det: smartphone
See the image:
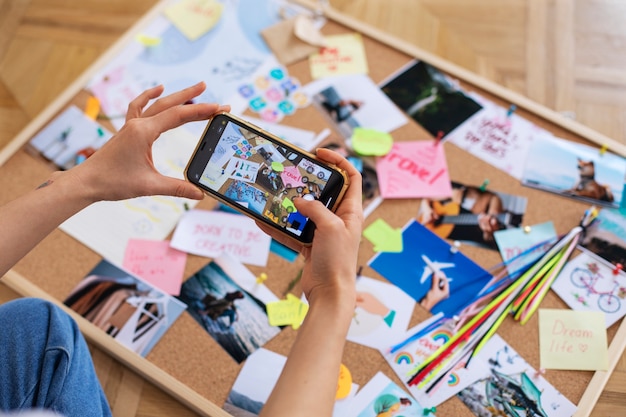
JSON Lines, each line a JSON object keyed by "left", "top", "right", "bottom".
{"left": 185, "top": 112, "right": 350, "bottom": 245}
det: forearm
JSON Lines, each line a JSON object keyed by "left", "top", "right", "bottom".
{"left": 0, "top": 171, "right": 92, "bottom": 277}
{"left": 260, "top": 294, "right": 354, "bottom": 417}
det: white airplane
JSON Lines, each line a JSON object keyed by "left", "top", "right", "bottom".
{"left": 419, "top": 254, "right": 455, "bottom": 284}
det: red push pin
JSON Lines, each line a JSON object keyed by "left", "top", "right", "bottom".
{"left": 613, "top": 263, "right": 623, "bottom": 276}
{"left": 435, "top": 130, "right": 444, "bottom": 145}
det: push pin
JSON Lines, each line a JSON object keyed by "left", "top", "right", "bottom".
{"left": 256, "top": 272, "right": 268, "bottom": 284}
{"left": 534, "top": 368, "right": 546, "bottom": 378}
{"left": 435, "top": 130, "right": 444, "bottom": 145}
{"left": 507, "top": 104, "right": 517, "bottom": 118}
{"left": 523, "top": 225, "right": 532, "bottom": 234}
{"left": 479, "top": 179, "right": 489, "bottom": 192}
{"left": 423, "top": 406, "right": 436, "bottom": 415}
{"left": 613, "top": 263, "right": 623, "bottom": 276}
{"left": 183, "top": 202, "right": 190, "bottom": 211}
{"left": 600, "top": 144, "right": 609, "bottom": 156}
{"left": 450, "top": 240, "right": 461, "bottom": 254}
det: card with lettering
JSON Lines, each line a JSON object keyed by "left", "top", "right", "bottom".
{"left": 551, "top": 252, "right": 626, "bottom": 327}
{"left": 445, "top": 93, "right": 550, "bottom": 180}
{"left": 579, "top": 207, "right": 626, "bottom": 267}
{"left": 369, "top": 220, "right": 493, "bottom": 317}
{"left": 376, "top": 140, "right": 453, "bottom": 199}
{"left": 304, "top": 73, "right": 407, "bottom": 138}
{"left": 521, "top": 134, "right": 626, "bottom": 208}
{"left": 381, "top": 316, "right": 485, "bottom": 408}
{"left": 417, "top": 180, "right": 528, "bottom": 250}
{"left": 309, "top": 33, "right": 369, "bottom": 79}
{"left": 170, "top": 209, "right": 271, "bottom": 267}
{"left": 539, "top": 309, "right": 609, "bottom": 371}
{"left": 380, "top": 60, "right": 482, "bottom": 137}
{"left": 122, "top": 239, "right": 187, "bottom": 296}
{"left": 494, "top": 221, "right": 558, "bottom": 274}
{"left": 177, "top": 255, "right": 281, "bottom": 363}
{"left": 64, "top": 260, "right": 187, "bottom": 357}
{"left": 458, "top": 334, "right": 577, "bottom": 417}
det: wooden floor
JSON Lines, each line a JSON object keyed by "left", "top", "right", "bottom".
{"left": 1, "top": 0, "right": 626, "bottom": 415}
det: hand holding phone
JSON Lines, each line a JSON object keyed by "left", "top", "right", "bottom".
{"left": 185, "top": 113, "right": 350, "bottom": 245}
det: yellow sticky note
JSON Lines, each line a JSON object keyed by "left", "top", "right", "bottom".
{"left": 351, "top": 127, "right": 393, "bottom": 156}
{"left": 539, "top": 309, "right": 608, "bottom": 371}
{"left": 84, "top": 96, "right": 100, "bottom": 120}
{"left": 164, "top": 0, "right": 224, "bottom": 41}
{"left": 309, "top": 33, "right": 368, "bottom": 79}
{"left": 267, "top": 295, "right": 308, "bottom": 329}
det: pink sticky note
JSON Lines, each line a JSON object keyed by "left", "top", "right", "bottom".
{"left": 122, "top": 239, "right": 187, "bottom": 296}
{"left": 376, "top": 140, "right": 452, "bottom": 199}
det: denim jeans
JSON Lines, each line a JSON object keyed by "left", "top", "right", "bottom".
{"left": 0, "top": 298, "right": 112, "bottom": 417}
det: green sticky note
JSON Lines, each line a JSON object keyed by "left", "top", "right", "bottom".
{"left": 362, "top": 218, "right": 403, "bottom": 253}
{"left": 539, "top": 309, "right": 609, "bottom": 371}
{"left": 351, "top": 127, "right": 394, "bottom": 156}
{"left": 271, "top": 161, "right": 284, "bottom": 172}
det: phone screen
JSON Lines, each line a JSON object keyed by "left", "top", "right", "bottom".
{"left": 186, "top": 114, "right": 347, "bottom": 243}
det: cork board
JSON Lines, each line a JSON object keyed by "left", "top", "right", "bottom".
{"left": 1, "top": 1, "right": 624, "bottom": 416}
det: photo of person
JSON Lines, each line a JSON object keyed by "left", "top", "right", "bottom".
{"left": 380, "top": 60, "right": 483, "bottom": 137}
{"left": 303, "top": 73, "right": 407, "bottom": 138}
{"left": 369, "top": 220, "right": 493, "bottom": 317}
{"left": 63, "top": 260, "right": 187, "bottom": 357}
{"left": 177, "top": 259, "right": 281, "bottom": 363}
{"left": 350, "top": 372, "right": 425, "bottom": 417}
{"left": 417, "top": 181, "right": 527, "bottom": 250}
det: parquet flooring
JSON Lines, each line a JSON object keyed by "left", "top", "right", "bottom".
{"left": 1, "top": 0, "right": 626, "bottom": 416}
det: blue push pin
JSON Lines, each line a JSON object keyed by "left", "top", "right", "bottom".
{"left": 507, "top": 104, "right": 517, "bottom": 118}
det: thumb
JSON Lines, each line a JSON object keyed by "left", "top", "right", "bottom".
{"left": 153, "top": 177, "right": 205, "bottom": 200}
{"left": 293, "top": 197, "right": 332, "bottom": 226}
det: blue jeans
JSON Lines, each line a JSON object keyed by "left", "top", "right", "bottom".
{"left": 0, "top": 298, "right": 112, "bottom": 417}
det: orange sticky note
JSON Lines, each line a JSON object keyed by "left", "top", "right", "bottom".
{"left": 84, "top": 96, "right": 100, "bottom": 120}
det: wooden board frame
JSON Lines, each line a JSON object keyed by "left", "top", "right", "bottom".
{"left": 1, "top": 1, "right": 625, "bottom": 416}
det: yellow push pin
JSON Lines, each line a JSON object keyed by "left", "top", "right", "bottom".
{"left": 523, "top": 225, "right": 532, "bottom": 234}
{"left": 600, "top": 144, "right": 609, "bottom": 156}
{"left": 256, "top": 273, "right": 268, "bottom": 284}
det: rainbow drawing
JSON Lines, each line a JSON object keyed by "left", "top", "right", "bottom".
{"left": 431, "top": 329, "right": 453, "bottom": 345}
{"left": 447, "top": 372, "right": 460, "bottom": 386}
{"left": 394, "top": 352, "right": 414, "bottom": 365}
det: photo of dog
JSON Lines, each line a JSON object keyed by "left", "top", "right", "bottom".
{"left": 566, "top": 159, "right": 614, "bottom": 202}
{"left": 521, "top": 135, "right": 626, "bottom": 208}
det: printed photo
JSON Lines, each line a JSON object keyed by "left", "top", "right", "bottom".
{"left": 579, "top": 207, "right": 626, "bottom": 267}
{"left": 224, "top": 348, "right": 358, "bottom": 417}
{"left": 521, "top": 135, "right": 626, "bottom": 208}
{"left": 303, "top": 73, "right": 407, "bottom": 138}
{"left": 552, "top": 252, "right": 626, "bottom": 327}
{"left": 369, "top": 220, "right": 493, "bottom": 317}
{"left": 177, "top": 259, "right": 281, "bottom": 363}
{"left": 350, "top": 372, "right": 425, "bottom": 417}
{"left": 348, "top": 275, "right": 416, "bottom": 350}
{"left": 63, "top": 260, "right": 186, "bottom": 357}
{"left": 458, "top": 334, "right": 577, "bottom": 417}
{"left": 380, "top": 60, "right": 482, "bottom": 137}
{"left": 417, "top": 181, "right": 528, "bottom": 250}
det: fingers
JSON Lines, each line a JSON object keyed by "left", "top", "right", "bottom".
{"left": 148, "top": 103, "right": 229, "bottom": 136}
{"left": 142, "top": 81, "right": 208, "bottom": 118}
{"left": 126, "top": 85, "right": 165, "bottom": 122}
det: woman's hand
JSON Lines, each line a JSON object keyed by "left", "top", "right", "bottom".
{"left": 71, "top": 82, "right": 228, "bottom": 203}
